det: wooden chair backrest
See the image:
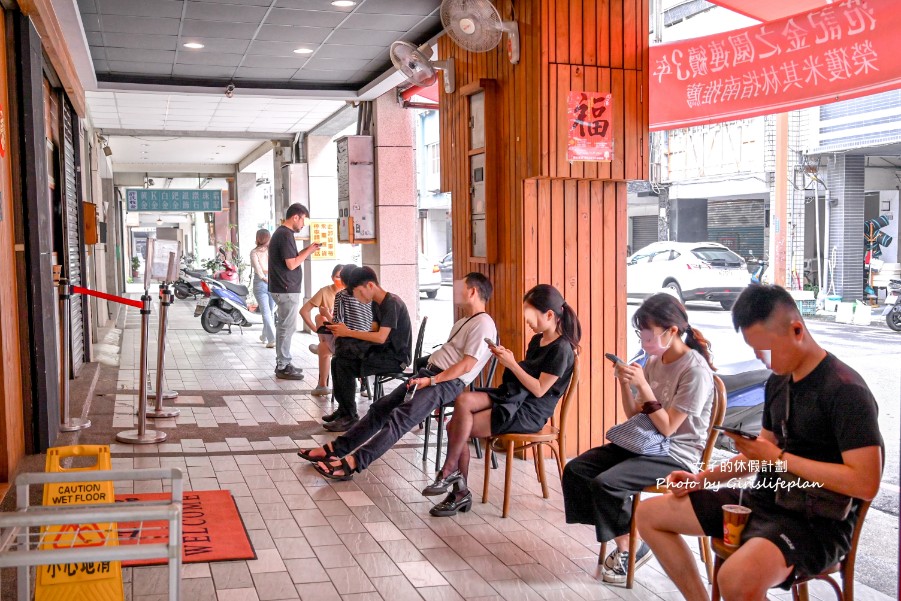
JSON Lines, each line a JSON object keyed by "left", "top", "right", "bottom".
{"left": 700, "top": 375, "right": 728, "bottom": 471}
{"left": 551, "top": 355, "right": 581, "bottom": 451}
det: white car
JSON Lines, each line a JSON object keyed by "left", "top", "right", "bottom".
{"left": 419, "top": 254, "right": 442, "bottom": 299}
{"left": 627, "top": 242, "right": 749, "bottom": 310}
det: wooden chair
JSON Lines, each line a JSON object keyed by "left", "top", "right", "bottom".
{"left": 598, "top": 374, "right": 727, "bottom": 589}
{"left": 422, "top": 338, "right": 500, "bottom": 471}
{"left": 481, "top": 356, "right": 581, "bottom": 518}
{"left": 372, "top": 317, "right": 427, "bottom": 399}
{"left": 711, "top": 500, "right": 871, "bottom": 601}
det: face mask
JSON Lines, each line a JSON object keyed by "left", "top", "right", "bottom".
{"left": 640, "top": 329, "right": 673, "bottom": 357}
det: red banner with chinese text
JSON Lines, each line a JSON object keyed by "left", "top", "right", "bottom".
{"left": 650, "top": 0, "right": 901, "bottom": 130}
{"left": 567, "top": 91, "right": 614, "bottom": 161}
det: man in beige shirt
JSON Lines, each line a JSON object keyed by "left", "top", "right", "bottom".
{"left": 300, "top": 264, "right": 344, "bottom": 395}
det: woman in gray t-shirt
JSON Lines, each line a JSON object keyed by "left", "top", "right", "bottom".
{"left": 562, "top": 293, "right": 714, "bottom": 585}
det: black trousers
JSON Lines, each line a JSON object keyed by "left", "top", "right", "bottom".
{"left": 562, "top": 443, "right": 686, "bottom": 543}
{"left": 331, "top": 338, "right": 405, "bottom": 418}
{"left": 332, "top": 368, "right": 463, "bottom": 471}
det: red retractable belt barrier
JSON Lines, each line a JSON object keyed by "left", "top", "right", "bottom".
{"left": 71, "top": 285, "right": 143, "bottom": 309}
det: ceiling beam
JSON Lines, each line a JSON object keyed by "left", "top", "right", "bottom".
{"left": 98, "top": 129, "right": 293, "bottom": 141}
{"left": 113, "top": 165, "right": 236, "bottom": 180}
{"left": 308, "top": 105, "right": 358, "bottom": 137}
{"left": 238, "top": 141, "right": 277, "bottom": 173}
{"left": 96, "top": 80, "right": 358, "bottom": 101}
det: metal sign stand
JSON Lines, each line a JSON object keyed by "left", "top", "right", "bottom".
{"left": 147, "top": 282, "right": 180, "bottom": 418}
{"left": 116, "top": 291, "right": 167, "bottom": 444}
{"left": 57, "top": 277, "right": 91, "bottom": 432}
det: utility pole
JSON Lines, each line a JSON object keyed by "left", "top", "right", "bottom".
{"left": 771, "top": 112, "right": 789, "bottom": 287}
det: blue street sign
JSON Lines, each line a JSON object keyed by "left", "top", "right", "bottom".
{"left": 125, "top": 189, "right": 222, "bottom": 212}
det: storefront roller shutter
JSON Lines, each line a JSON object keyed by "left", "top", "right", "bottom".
{"left": 707, "top": 199, "right": 765, "bottom": 259}
{"left": 62, "top": 102, "right": 84, "bottom": 375}
{"left": 631, "top": 215, "right": 659, "bottom": 252}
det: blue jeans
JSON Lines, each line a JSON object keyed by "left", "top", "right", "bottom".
{"left": 253, "top": 278, "right": 276, "bottom": 344}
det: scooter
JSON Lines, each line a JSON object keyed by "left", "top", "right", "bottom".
{"left": 173, "top": 268, "right": 208, "bottom": 300}
{"left": 883, "top": 279, "right": 901, "bottom": 332}
{"left": 194, "top": 280, "right": 261, "bottom": 333}
{"left": 213, "top": 247, "right": 239, "bottom": 284}
{"left": 714, "top": 359, "right": 771, "bottom": 452}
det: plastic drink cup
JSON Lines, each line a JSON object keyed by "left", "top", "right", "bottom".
{"left": 722, "top": 505, "right": 752, "bottom": 547}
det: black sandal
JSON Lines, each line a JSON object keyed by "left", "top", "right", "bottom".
{"left": 297, "top": 442, "right": 337, "bottom": 463}
{"left": 312, "top": 456, "right": 355, "bottom": 481}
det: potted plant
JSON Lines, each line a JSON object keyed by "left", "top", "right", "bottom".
{"left": 131, "top": 256, "right": 141, "bottom": 278}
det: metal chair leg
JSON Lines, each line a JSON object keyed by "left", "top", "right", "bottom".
{"left": 435, "top": 406, "right": 446, "bottom": 472}
{"left": 422, "top": 413, "right": 432, "bottom": 463}
{"left": 473, "top": 437, "right": 483, "bottom": 459}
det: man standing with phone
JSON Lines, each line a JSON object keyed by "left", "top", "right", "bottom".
{"left": 268, "top": 203, "right": 320, "bottom": 380}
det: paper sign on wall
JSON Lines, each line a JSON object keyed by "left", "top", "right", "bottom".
{"left": 567, "top": 92, "right": 614, "bottom": 162}
{"left": 309, "top": 219, "right": 337, "bottom": 261}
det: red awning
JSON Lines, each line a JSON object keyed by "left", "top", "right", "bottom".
{"left": 401, "top": 81, "right": 439, "bottom": 104}
{"left": 708, "top": 0, "right": 831, "bottom": 22}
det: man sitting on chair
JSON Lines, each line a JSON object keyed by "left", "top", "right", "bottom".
{"left": 322, "top": 266, "right": 413, "bottom": 432}
{"left": 636, "top": 285, "right": 883, "bottom": 600}
{"left": 298, "top": 272, "right": 497, "bottom": 481}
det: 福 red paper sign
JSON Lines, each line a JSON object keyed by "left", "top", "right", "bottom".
{"left": 567, "top": 91, "right": 614, "bottom": 162}
{"left": 650, "top": 0, "right": 901, "bottom": 130}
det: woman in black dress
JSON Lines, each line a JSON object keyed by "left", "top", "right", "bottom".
{"left": 422, "top": 284, "right": 581, "bottom": 516}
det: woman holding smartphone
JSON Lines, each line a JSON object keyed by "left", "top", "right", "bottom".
{"left": 422, "top": 284, "right": 581, "bottom": 517}
{"left": 561, "top": 292, "right": 715, "bottom": 584}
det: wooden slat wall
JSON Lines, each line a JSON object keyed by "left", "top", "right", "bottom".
{"left": 440, "top": 0, "right": 647, "bottom": 457}
{"left": 0, "top": 8, "right": 26, "bottom": 491}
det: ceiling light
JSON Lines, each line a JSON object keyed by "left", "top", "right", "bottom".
{"left": 293, "top": 48, "right": 314, "bottom": 54}
{"left": 331, "top": 0, "right": 356, "bottom": 6}
{"left": 183, "top": 42, "right": 204, "bottom": 49}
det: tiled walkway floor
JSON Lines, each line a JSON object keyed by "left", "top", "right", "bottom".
{"left": 67, "top": 302, "right": 889, "bottom": 601}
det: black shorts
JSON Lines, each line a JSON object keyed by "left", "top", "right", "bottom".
{"left": 688, "top": 488, "right": 855, "bottom": 589}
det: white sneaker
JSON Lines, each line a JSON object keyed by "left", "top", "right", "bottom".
{"left": 602, "top": 543, "right": 653, "bottom": 584}
{"left": 309, "top": 344, "right": 319, "bottom": 354}
{"left": 311, "top": 385, "right": 331, "bottom": 396}
{"left": 266, "top": 342, "right": 276, "bottom": 349}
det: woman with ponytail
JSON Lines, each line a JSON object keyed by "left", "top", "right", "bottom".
{"left": 562, "top": 292, "right": 715, "bottom": 584}
{"left": 422, "top": 284, "right": 581, "bottom": 517}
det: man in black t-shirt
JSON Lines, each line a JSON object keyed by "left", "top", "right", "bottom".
{"left": 636, "top": 285, "right": 883, "bottom": 599}
{"left": 323, "top": 266, "right": 412, "bottom": 432}
{"left": 268, "top": 203, "right": 320, "bottom": 380}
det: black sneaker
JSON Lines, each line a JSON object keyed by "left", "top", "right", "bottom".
{"left": 276, "top": 365, "right": 304, "bottom": 380}
{"left": 322, "top": 409, "right": 344, "bottom": 423}
{"left": 323, "top": 414, "right": 358, "bottom": 432}
{"left": 602, "top": 542, "right": 653, "bottom": 584}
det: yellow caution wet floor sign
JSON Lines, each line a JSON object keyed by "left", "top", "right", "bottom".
{"left": 36, "top": 445, "right": 124, "bottom": 601}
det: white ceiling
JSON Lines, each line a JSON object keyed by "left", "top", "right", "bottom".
{"left": 87, "top": 90, "right": 346, "bottom": 134}
{"left": 107, "top": 136, "right": 263, "bottom": 165}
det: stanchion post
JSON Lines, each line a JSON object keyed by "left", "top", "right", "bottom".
{"left": 57, "top": 276, "right": 91, "bottom": 432}
{"left": 116, "top": 291, "right": 167, "bottom": 444}
{"left": 147, "top": 282, "right": 179, "bottom": 418}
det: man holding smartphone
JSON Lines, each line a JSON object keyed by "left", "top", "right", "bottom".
{"left": 297, "top": 272, "right": 498, "bottom": 481}
{"left": 268, "top": 203, "right": 321, "bottom": 380}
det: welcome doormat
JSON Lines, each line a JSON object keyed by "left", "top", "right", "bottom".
{"left": 114, "top": 490, "right": 256, "bottom": 566}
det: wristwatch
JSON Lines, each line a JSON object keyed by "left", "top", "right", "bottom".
{"left": 429, "top": 376, "right": 437, "bottom": 387}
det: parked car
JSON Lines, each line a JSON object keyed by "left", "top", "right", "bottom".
{"left": 626, "top": 242, "right": 748, "bottom": 310}
{"left": 419, "top": 254, "right": 442, "bottom": 299}
{"left": 438, "top": 252, "right": 453, "bottom": 285}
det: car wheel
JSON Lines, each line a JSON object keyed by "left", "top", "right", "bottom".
{"left": 720, "top": 300, "right": 735, "bottom": 311}
{"left": 887, "top": 305, "right": 901, "bottom": 332}
{"left": 425, "top": 290, "right": 438, "bottom": 299}
{"left": 663, "top": 280, "right": 684, "bottom": 303}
